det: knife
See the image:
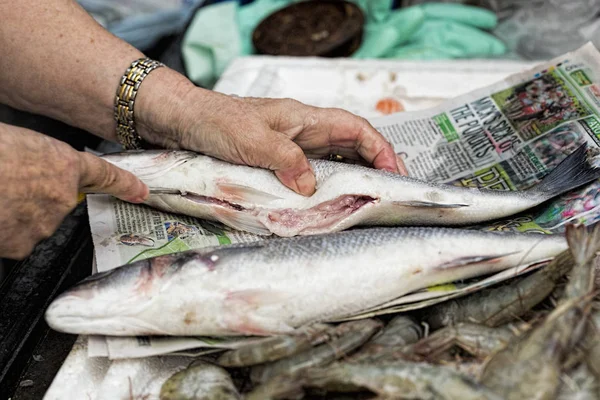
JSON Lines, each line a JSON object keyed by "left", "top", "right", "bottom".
{"left": 83, "top": 188, "right": 183, "bottom": 196}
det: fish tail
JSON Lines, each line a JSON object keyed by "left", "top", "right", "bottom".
{"left": 530, "top": 143, "right": 600, "bottom": 200}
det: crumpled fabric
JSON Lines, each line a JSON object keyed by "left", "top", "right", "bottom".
{"left": 362, "top": 4, "right": 503, "bottom": 60}
{"left": 492, "top": 0, "right": 600, "bottom": 60}
{"left": 181, "top": 0, "right": 506, "bottom": 87}
{"left": 78, "top": 0, "right": 205, "bottom": 51}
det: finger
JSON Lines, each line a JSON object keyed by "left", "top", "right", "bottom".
{"left": 250, "top": 130, "right": 316, "bottom": 196}
{"left": 308, "top": 118, "right": 400, "bottom": 174}
{"left": 78, "top": 152, "right": 149, "bottom": 202}
{"left": 396, "top": 155, "right": 409, "bottom": 176}
{"left": 269, "top": 102, "right": 400, "bottom": 173}
{"left": 337, "top": 115, "right": 399, "bottom": 174}
{"left": 0, "top": 234, "right": 36, "bottom": 260}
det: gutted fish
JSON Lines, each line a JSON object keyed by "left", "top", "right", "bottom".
{"left": 101, "top": 144, "right": 600, "bottom": 237}
{"left": 45, "top": 226, "right": 566, "bottom": 337}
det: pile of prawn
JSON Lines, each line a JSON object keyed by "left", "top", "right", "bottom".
{"left": 159, "top": 224, "right": 600, "bottom": 400}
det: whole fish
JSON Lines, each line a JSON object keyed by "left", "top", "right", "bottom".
{"left": 45, "top": 226, "right": 567, "bottom": 337}
{"left": 422, "top": 245, "right": 576, "bottom": 330}
{"left": 480, "top": 224, "right": 600, "bottom": 400}
{"left": 557, "top": 363, "right": 599, "bottom": 400}
{"left": 250, "top": 319, "right": 382, "bottom": 383}
{"left": 160, "top": 360, "right": 240, "bottom": 400}
{"left": 217, "top": 323, "right": 332, "bottom": 367}
{"left": 587, "top": 309, "right": 600, "bottom": 379}
{"left": 101, "top": 144, "right": 600, "bottom": 237}
{"left": 349, "top": 316, "right": 423, "bottom": 362}
{"left": 248, "top": 361, "right": 502, "bottom": 400}
{"left": 410, "top": 322, "right": 520, "bottom": 360}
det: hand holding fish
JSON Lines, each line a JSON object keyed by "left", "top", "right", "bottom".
{"left": 134, "top": 76, "right": 407, "bottom": 196}
{"left": 0, "top": 123, "right": 148, "bottom": 259}
{"left": 0, "top": 0, "right": 406, "bottom": 259}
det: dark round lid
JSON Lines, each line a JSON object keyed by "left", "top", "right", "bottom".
{"left": 252, "top": 0, "right": 365, "bottom": 57}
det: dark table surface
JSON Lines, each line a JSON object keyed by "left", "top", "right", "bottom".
{"left": 0, "top": 203, "right": 93, "bottom": 399}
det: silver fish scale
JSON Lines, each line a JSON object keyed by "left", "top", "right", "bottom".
{"left": 306, "top": 159, "right": 545, "bottom": 201}
{"left": 221, "top": 227, "right": 523, "bottom": 264}
{"left": 310, "top": 159, "right": 364, "bottom": 181}
{"left": 309, "top": 159, "right": 453, "bottom": 189}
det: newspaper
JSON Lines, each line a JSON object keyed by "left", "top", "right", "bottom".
{"left": 86, "top": 43, "right": 600, "bottom": 359}
{"left": 340, "top": 258, "right": 553, "bottom": 321}
{"left": 369, "top": 42, "right": 600, "bottom": 234}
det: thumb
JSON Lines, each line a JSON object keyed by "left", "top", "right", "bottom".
{"left": 254, "top": 131, "right": 316, "bottom": 196}
{"left": 78, "top": 151, "right": 149, "bottom": 202}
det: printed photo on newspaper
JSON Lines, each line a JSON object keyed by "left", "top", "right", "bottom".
{"left": 85, "top": 43, "right": 600, "bottom": 359}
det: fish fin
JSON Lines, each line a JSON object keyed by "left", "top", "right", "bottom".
{"left": 566, "top": 223, "right": 600, "bottom": 265}
{"left": 392, "top": 200, "right": 469, "bottom": 208}
{"left": 531, "top": 143, "right": 600, "bottom": 199}
{"left": 437, "top": 252, "right": 519, "bottom": 270}
{"left": 213, "top": 209, "right": 272, "bottom": 236}
{"left": 103, "top": 150, "right": 195, "bottom": 180}
{"left": 229, "top": 316, "right": 295, "bottom": 336}
{"left": 217, "top": 183, "right": 282, "bottom": 204}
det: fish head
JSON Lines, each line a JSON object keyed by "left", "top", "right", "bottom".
{"left": 44, "top": 251, "right": 211, "bottom": 336}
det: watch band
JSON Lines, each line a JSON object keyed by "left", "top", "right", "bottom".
{"left": 114, "top": 57, "right": 164, "bottom": 149}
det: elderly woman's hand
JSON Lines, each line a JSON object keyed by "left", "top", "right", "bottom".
{"left": 136, "top": 80, "right": 407, "bottom": 197}
{"left": 0, "top": 123, "right": 148, "bottom": 259}
{"left": 1, "top": 0, "right": 407, "bottom": 199}
{"left": 0, "top": 0, "right": 408, "bottom": 260}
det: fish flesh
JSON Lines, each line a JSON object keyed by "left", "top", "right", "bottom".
{"left": 101, "top": 144, "right": 600, "bottom": 237}
{"left": 45, "top": 226, "right": 567, "bottom": 337}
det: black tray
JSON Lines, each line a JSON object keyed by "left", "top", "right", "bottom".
{"left": 0, "top": 203, "right": 93, "bottom": 399}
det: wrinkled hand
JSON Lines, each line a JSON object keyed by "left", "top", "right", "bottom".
{"left": 139, "top": 85, "right": 407, "bottom": 197}
{"left": 0, "top": 123, "right": 148, "bottom": 259}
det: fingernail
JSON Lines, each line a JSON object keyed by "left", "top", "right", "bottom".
{"left": 296, "top": 170, "right": 316, "bottom": 196}
{"left": 124, "top": 182, "right": 149, "bottom": 203}
{"left": 128, "top": 196, "right": 147, "bottom": 204}
{"left": 140, "top": 182, "right": 150, "bottom": 200}
{"left": 396, "top": 156, "right": 409, "bottom": 176}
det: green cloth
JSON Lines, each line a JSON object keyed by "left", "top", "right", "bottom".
{"left": 182, "top": 0, "right": 506, "bottom": 88}
{"left": 181, "top": 1, "right": 241, "bottom": 88}
{"left": 351, "top": 6, "right": 425, "bottom": 59}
